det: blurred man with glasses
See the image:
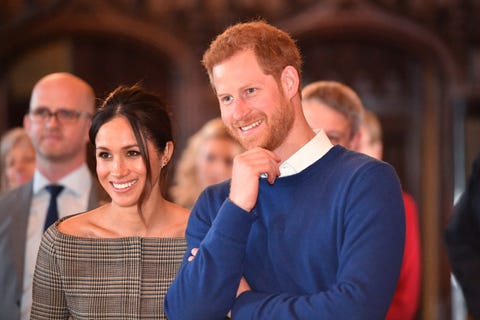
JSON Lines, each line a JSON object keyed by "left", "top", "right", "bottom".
{"left": 0, "top": 72, "right": 109, "bottom": 320}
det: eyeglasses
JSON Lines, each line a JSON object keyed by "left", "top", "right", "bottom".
{"left": 29, "top": 107, "right": 92, "bottom": 124}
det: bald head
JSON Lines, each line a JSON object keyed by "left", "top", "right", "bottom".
{"left": 25, "top": 72, "right": 96, "bottom": 179}
{"left": 30, "top": 72, "right": 95, "bottom": 114}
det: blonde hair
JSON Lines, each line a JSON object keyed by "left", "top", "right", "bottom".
{"left": 0, "top": 127, "right": 35, "bottom": 192}
{"left": 170, "top": 118, "right": 241, "bottom": 208}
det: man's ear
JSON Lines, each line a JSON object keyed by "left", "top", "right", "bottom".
{"left": 350, "top": 131, "right": 362, "bottom": 152}
{"left": 23, "top": 114, "right": 31, "bottom": 132}
{"left": 281, "top": 65, "right": 300, "bottom": 99}
{"left": 83, "top": 119, "right": 92, "bottom": 143}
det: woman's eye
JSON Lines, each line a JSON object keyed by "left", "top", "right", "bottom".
{"left": 205, "top": 154, "right": 216, "bottom": 163}
{"left": 127, "top": 150, "right": 141, "bottom": 157}
{"left": 246, "top": 87, "right": 256, "bottom": 94}
{"left": 97, "top": 152, "right": 110, "bottom": 159}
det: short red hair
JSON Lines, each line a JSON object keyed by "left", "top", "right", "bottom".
{"left": 202, "top": 20, "right": 302, "bottom": 91}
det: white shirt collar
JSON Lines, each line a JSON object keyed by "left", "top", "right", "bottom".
{"left": 279, "top": 129, "right": 333, "bottom": 177}
{"left": 33, "top": 164, "right": 92, "bottom": 196}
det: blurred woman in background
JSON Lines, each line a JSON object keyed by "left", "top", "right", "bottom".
{"left": 0, "top": 127, "right": 35, "bottom": 193}
{"left": 170, "top": 117, "right": 243, "bottom": 208}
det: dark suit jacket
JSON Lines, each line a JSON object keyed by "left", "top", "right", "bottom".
{"left": 445, "top": 152, "right": 480, "bottom": 320}
{"left": 0, "top": 177, "right": 109, "bottom": 320}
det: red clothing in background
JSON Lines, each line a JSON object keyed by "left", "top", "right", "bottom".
{"left": 386, "top": 191, "right": 422, "bottom": 320}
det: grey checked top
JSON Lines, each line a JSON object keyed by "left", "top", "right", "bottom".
{"left": 31, "top": 222, "right": 187, "bottom": 319}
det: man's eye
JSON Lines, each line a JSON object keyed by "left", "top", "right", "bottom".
{"left": 58, "top": 110, "right": 78, "bottom": 119}
{"left": 33, "top": 108, "right": 50, "bottom": 116}
{"left": 224, "top": 157, "right": 234, "bottom": 167}
{"left": 221, "top": 96, "right": 233, "bottom": 104}
{"left": 246, "top": 88, "right": 256, "bottom": 94}
{"left": 328, "top": 136, "right": 340, "bottom": 145}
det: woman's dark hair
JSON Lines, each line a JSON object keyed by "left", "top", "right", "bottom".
{"left": 89, "top": 84, "right": 173, "bottom": 213}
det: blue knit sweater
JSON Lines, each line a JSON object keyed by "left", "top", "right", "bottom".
{"left": 165, "top": 146, "right": 405, "bottom": 320}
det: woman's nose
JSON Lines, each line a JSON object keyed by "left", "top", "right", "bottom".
{"left": 111, "top": 158, "right": 128, "bottom": 176}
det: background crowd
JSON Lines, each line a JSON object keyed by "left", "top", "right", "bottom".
{"left": 2, "top": 3, "right": 475, "bottom": 317}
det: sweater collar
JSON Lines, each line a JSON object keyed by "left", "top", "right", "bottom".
{"left": 279, "top": 129, "right": 333, "bottom": 177}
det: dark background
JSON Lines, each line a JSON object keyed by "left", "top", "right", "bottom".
{"left": 1, "top": 1, "right": 479, "bottom": 319}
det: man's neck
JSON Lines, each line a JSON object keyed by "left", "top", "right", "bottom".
{"left": 274, "top": 120, "right": 316, "bottom": 162}
{"left": 37, "top": 157, "right": 86, "bottom": 183}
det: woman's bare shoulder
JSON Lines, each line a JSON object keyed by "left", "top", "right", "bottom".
{"left": 166, "top": 201, "right": 190, "bottom": 237}
{"left": 57, "top": 205, "right": 106, "bottom": 237}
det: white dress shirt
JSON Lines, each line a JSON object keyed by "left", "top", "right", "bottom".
{"left": 278, "top": 129, "right": 333, "bottom": 177}
{"left": 21, "top": 164, "right": 92, "bottom": 320}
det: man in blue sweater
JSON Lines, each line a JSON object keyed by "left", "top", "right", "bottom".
{"left": 165, "top": 20, "right": 405, "bottom": 319}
